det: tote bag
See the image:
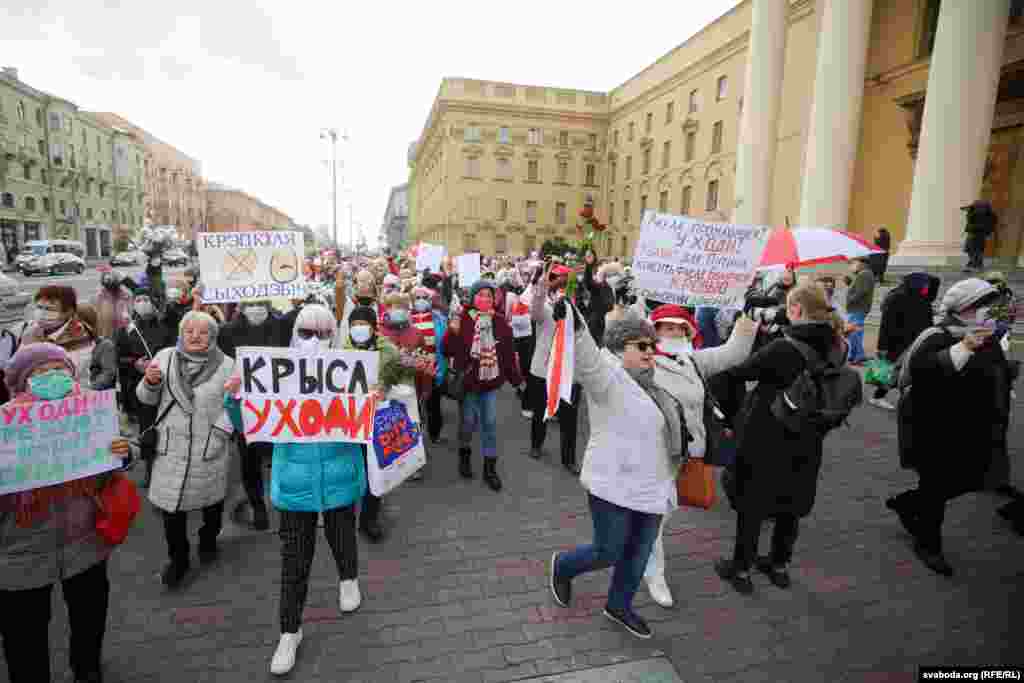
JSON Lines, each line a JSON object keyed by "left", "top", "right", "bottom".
{"left": 367, "top": 385, "right": 427, "bottom": 496}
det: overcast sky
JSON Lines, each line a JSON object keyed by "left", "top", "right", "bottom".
{"left": 5, "top": 0, "right": 740, "bottom": 247}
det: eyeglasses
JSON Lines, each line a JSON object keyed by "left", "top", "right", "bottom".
{"left": 296, "top": 329, "right": 332, "bottom": 340}
{"left": 625, "top": 341, "right": 656, "bottom": 353}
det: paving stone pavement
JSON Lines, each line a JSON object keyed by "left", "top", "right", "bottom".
{"left": 3, "top": 374, "right": 1023, "bottom": 683}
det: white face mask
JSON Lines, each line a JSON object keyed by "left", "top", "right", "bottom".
{"left": 974, "top": 307, "right": 998, "bottom": 329}
{"left": 606, "top": 275, "right": 623, "bottom": 290}
{"left": 166, "top": 288, "right": 181, "bottom": 301}
{"left": 659, "top": 337, "right": 693, "bottom": 355}
{"left": 350, "top": 326, "right": 373, "bottom": 344}
{"left": 244, "top": 307, "right": 269, "bottom": 326}
{"left": 414, "top": 299, "right": 431, "bottom": 312}
{"left": 296, "top": 335, "right": 330, "bottom": 351}
{"left": 134, "top": 301, "right": 155, "bottom": 318}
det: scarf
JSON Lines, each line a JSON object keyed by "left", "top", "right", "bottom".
{"left": 470, "top": 312, "right": 499, "bottom": 382}
{"left": 172, "top": 341, "right": 225, "bottom": 404}
{"left": 624, "top": 364, "right": 686, "bottom": 463}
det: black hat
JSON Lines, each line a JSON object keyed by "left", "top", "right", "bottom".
{"left": 349, "top": 305, "right": 378, "bottom": 327}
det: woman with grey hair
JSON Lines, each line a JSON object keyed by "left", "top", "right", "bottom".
{"left": 138, "top": 310, "right": 236, "bottom": 590}
{"left": 548, "top": 303, "right": 687, "bottom": 640}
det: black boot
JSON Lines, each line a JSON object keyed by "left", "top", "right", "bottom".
{"left": 141, "top": 458, "right": 153, "bottom": 489}
{"left": 251, "top": 499, "right": 270, "bottom": 531}
{"left": 161, "top": 560, "right": 190, "bottom": 589}
{"left": 483, "top": 458, "right": 502, "bottom": 492}
{"left": 359, "top": 493, "right": 384, "bottom": 543}
{"left": 459, "top": 447, "right": 474, "bottom": 479}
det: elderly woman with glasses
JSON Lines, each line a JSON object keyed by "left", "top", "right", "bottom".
{"left": 137, "top": 310, "right": 236, "bottom": 591}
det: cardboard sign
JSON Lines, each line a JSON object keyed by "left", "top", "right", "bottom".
{"left": 632, "top": 211, "right": 771, "bottom": 308}
{"left": 197, "top": 231, "right": 307, "bottom": 303}
{"left": 236, "top": 347, "right": 380, "bottom": 444}
{"left": 367, "top": 385, "right": 426, "bottom": 496}
{"left": 415, "top": 243, "right": 445, "bottom": 273}
{"left": 0, "top": 390, "right": 120, "bottom": 495}
{"left": 457, "top": 252, "right": 481, "bottom": 287}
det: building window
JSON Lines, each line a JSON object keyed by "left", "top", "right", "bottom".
{"left": 558, "top": 160, "right": 569, "bottom": 183}
{"left": 642, "top": 148, "right": 651, "bottom": 175}
{"left": 628, "top": 122, "right": 635, "bottom": 141}
{"left": 86, "top": 207, "right": 94, "bottom": 220}
{"left": 465, "top": 156, "right": 480, "bottom": 178}
{"left": 613, "top": 129, "right": 619, "bottom": 147}
{"left": 681, "top": 185, "right": 692, "bottom": 215}
{"left": 37, "top": 139, "right": 45, "bottom": 156}
{"left": 526, "top": 200, "right": 538, "bottom": 223}
{"left": 685, "top": 131, "right": 696, "bottom": 162}
{"left": 42, "top": 197, "right": 51, "bottom": 212}
{"left": 99, "top": 184, "right": 105, "bottom": 198}
{"left": 50, "top": 141, "right": 63, "bottom": 166}
{"left": 659, "top": 191, "right": 668, "bottom": 212}
{"left": 24, "top": 196, "right": 36, "bottom": 211}
{"left": 623, "top": 199, "right": 631, "bottom": 224}
{"left": 610, "top": 160, "right": 617, "bottom": 184}
{"left": 0, "top": 193, "right": 13, "bottom": 209}
{"left": 495, "top": 157, "right": 510, "bottom": 180}
{"left": 625, "top": 156, "right": 632, "bottom": 180}
{"left": 16, "top": 101, "right": 25, "bottom": 121}
{"left": 49, "top": 111, "right": 61, "bottom": 130}
{"left": 466, "top": 197, "right": 479, "bottom": 219}
{"left": 59, "top": 199, "right": 66, "bottom": 216}
{"left": 528, "top": 128, "right": 543, "bottom": 145}
{"left": 588, "top": 133, "right": 597, "bottom": 150}
{"left": 464, "top": 126, "right": 481, "bottom": 143}
{"left": 712, "top": 121, "right": 723, "bottom": 154}
{"left": 35, "top": 108, "right": 43, "bottom": 127}
{"left": 662, "top": 140, "right": 671, "bottom": 169}
{"left": 717, "top": 75, "right": 728, "bottom": 101}
{"left": 497, "top": 198, "right": 508, "bottom": 220}
{"left": 609, "top": 201, "right": 615, "bottom": 224}
{"left": 495, "top": 234, "right": 508, "bottom": 254}
{"left": 527, "top": 159, "right": 539, "bottom": 182}
{"left": 666, "top": 101, "right": 675, "bottom": 124}
{"left": 645, "top": 112, "right": 653, "bottom": 134}
{"left": 556, "top": 201, "right": 567, "bottom": 224}
{"left": 498, "top": 126, "right": 510, "bottom": 144}
{"left": 22, "top": 165, "right": 30, "bottom": 181}
{"left": 621, "top": 235, "right": 628, "bottom": 257}
{"left": 706, "top": 180, "right": 719, "bottom": 211}
{"left": 559, "top": 130, "right": 569, "bottom": 147}
{"left": 585, "top": 163, "right": 596, "bottom": 186}
{"left": 41, "top": 169, "right": 48, "bottom": 184}
{"left": 689, "top": 89, "right": 699, "bottom": 114}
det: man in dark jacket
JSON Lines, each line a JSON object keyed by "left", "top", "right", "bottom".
{"left": 870, "top": 272, "right": 939, "bottom": 409}
{"left": 844, "top": 257, "right": 876, "bottom": 365}
{"left": 890, "top": 279, "right": 1013, "bottom": 576}
{"left": 962, "top": 200, "right": 997, "bottom": 272}
{"left": 218, "top": 300, "right": 283, "bottom": 530}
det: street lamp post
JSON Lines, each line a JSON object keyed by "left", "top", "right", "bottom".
{"left": 320, "top": 128, "right": 338, "bottom": 252}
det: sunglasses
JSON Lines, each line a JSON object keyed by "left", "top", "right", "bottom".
{"left": 296, "top": 329, "right": 332, "bottom": 340}
{"left": 625, "top": 341, "right": 657, "bottom": 353}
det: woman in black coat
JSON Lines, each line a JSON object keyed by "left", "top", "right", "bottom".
{"left": 716, "top": 283, "right": 845, "bottom": 594}
{"left": 870, "top": 272, "right": 939, "bottom": 408}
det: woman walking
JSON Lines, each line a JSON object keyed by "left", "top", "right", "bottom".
{"left": 137, "top": 311, "right": 235, "bottom": 589}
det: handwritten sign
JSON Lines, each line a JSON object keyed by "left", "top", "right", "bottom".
{"left": 632, "top": 211, "right": 771, "bottom": 308}
{"left": 0, "top": 390, "right": 119, "bottom": 495}
{"left": 457, "top": 252, "right": 481, "bottom": 287}
{"left": 415, "top": 243, "right": 445, "bottom": 273}
{"left": 197, "top": 231, "right": 307, "bottom": 303}
{"left": 236, "top": 347, "right": 380, "bottom": 444}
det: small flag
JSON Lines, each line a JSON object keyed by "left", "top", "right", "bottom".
{"left": 545, "top": 304, "right": 575, "bottom": 421}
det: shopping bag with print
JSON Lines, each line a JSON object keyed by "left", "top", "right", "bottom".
{"left": 368, "top": 385, "right": 427, "bottom": 496}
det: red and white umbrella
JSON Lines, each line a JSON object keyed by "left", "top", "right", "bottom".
{"left": 758, "top": 227, "right": 882, "bottom": 269}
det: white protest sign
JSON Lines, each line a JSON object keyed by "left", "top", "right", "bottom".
{"left": 197, "top": 231, "right": 307, "bottom": 303}
{"left": 415, "top": 243, "right": 445, "bottom": 273}
{"left": 631, "top": 211, "right": 771, "bottom": 308}
{"left": 0, "top": 390, "right": 120, "bottom": 495}
{"left": 457, "top": 252, "right": 481, "bottom": 287}
{"left": 236, "top": 347, "right": 380, "bottom": 444}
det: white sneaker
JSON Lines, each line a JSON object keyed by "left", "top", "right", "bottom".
{"left": 339, "top": 579, "right": 362, "bottom": 613}
{"left": 522, "top": 409, "right": 534, "bottom": 419}
{"left": 646, "top": 575, "right": 674, "bottom": 608}
{"left": 270, "top": 630, "right": 302, "bottom": 675}
{"left": 869, "top": 397, "right": 896, "bottom": 411}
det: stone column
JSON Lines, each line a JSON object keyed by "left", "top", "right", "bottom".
{"left": 893, "top": 0, "right": 1011, "bottom": 265}
{"left": 733, "top": 0, "right": 788, "bottom": 226}
{"left": 797, "top": 0, "right": 874, "bottom": 228}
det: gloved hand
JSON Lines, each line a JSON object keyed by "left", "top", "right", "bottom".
{"left": 551, "top": 298, "right": 583, "bottom": 332}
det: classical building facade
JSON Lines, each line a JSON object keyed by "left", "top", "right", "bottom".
{"left": 205, "top": 182, "right": 294, "bottom": 233}
{"left": 381, "top": 182, "right": 409, "bottom": 252}
{"left": 411, "top": 0, "right": 1024, "bottom": 266}
{"left": 89, "top": 112, "right": 206, "bottom": 242}
{"left": 0, "top": 67, "right": 146, "bottom": 262}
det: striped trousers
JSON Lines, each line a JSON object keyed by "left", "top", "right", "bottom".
{"left": 278, "top": 505, "right": 358, "bottom": 633}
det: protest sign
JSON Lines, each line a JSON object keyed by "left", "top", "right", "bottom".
{"left": 415, "top": 243, "right": 445, "bottom": 273}
{"left": 631, "top": 211, "right": 771, "bottom": 308}
{"left": 236, "top": 347, "right": 380, "bottom": 444}
{"left": 197, "top": 231, "right": 307, "bottom": 303}
{"left": 0, "top": 390, "right": 120, "bottom": 495}
{"left": 457, "top": 252, "right": 481, "bottom": 287}
{"left": 367, "top": 384, "right": 426, "bottom": 496}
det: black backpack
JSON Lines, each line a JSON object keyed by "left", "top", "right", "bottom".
{"left": 770, "top": 339, "right": 863, "bottom": 435}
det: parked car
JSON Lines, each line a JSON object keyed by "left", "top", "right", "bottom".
{"left": 163, "top": 249, "right": 189, "bottom": 267}
{"left": 110, "top": 251, "right": 141, "bottom": 266}
{"left": 0, "top": 271, "right": 31, "bottom": 324}
{"left": 20, "top": 252, "right": 86, "bottom": 276}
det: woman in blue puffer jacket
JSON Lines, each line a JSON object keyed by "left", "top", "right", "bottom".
{"left": 225, "top": 304, "right": 387, "bottom": 676}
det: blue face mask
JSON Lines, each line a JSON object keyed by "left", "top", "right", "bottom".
{"left": 29, "top": 370, "right": 74, "bottom": 400}
{"left": 388, "top": 309, "right": 409, "bottom": 325}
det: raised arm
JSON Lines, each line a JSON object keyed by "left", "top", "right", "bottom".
{"left": 691, "top": 315, "right": 757, "bottom": 378}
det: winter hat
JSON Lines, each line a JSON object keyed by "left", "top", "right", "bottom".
{"left": 4, "top": 342, "right": 76, "bottom": 394}
{"left": 940, "top": 278, "right": 999, "bottom": 314}
{"left": 348, "top": 305, "right": 378, "bottom": 328}
{"left": 382, "top": 291, "right": 410, "bottom": 309}
{"left": 469, "top": 279, "right": 497, "bottom": 303}
{"left": 650, "top": 304, "right": 702, "bottom": 347}
{"left": 603, "top": 314, "right": 657, "bottom": 353}
{"left": 905, "top": 272, "right": 931, "bottom": 296}
{"left": 421, "top": 273, "right": 443, "bottom": 292}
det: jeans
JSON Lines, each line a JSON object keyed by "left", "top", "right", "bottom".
{"left": 696, "top": 306, "right": 722, "bottom": 348}
{"left": 0, "top": 560, "right": 110, "bottom": 683}
{"left": 460, "top": 389, "right": 498, "bottom": 459}
{"left": 732, "top": 512, "right": 800, "bottom": 571}
{"left": 163, "top": 501, "right": 225, "bottom": 566}
{"left": 555, "top": 494, "right": 662, "bottom": 613}
{"left": 846, "top": 312, "right": 867, "bottom": 363}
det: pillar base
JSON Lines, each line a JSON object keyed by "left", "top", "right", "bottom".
{"left": 889, "top": 239, "right": 968, "bottom": 267}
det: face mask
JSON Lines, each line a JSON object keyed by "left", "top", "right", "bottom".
{"left": 244, "top": 307, "right": 269, "bottom": 326}
{"left": 350, "top": 326, "right": 373, "bottom": 345}
{"left": 387, "top": 309, "right": 409, "bottom": 325}
{"left": 974, "top": 307, "right": 998, "bottom": 329}
{"left": 29, "top": 370, "right": 74, "bottom": 400}
{"left": 150, "top": 259, "right": 162, "bottom": 267}
{"left": 36, "top": 309, "right": 65, "bottom": 329}
{"left": 167, "top": 288, "right": 181, "bottom": 301}
{"left": 606, "top": 275, "right": 623, "bottom": 290}
{"left": 134, "top": 301, "right": 155, "bottom": 318}
{"left": 296, "top": 335, "right": 329, "bottom": 351}
{"left": 414, "top": 299, "right": 431, "bottom": 312}
{"left": 473, "top": 293, "right": 494, "bottom": 312}
{"left": 659, "top": 338, "right": 693, "bottom": 355}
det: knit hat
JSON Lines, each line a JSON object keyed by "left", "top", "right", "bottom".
{"left": 349, "top": 305, "right": 378, "bottom": 328}
{"left": 603, "top": 314, "right": 657, "bottom": 352}
{"left": 4, "top": 342, "right": 76, "bottom": 395}
{"left": 940, "top": 278, "right": 999, "bottom": 314}
{"left": 421, "top": 273, "right": 442, "bottom": 292}
{"left": 469, "top": 279, "right": 497, "bottom": 303}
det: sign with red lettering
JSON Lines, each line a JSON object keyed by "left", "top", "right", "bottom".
{"left": 236, "top": 347, "right": 380, "bottom": 444}
{"left": 632, "top": 211, "right": 771, "bottom": 308}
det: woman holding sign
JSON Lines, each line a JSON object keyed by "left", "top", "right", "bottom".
{"left": 0, "top": 342, "right": 132, "bottom": 683}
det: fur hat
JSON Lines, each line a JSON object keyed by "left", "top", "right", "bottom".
{"left": 941, "top": 278, "right": 999, "bottom": 314}
{"left": 603, "top": 314, "right": 657, "bottom": 352}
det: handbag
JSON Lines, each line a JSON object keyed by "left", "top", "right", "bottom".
{"left": 676, "top": 458, "right": 717, "bottom": 509}
{"left": 94, "top": 473, "right": 142, "bottom": 545}
{"left": 864, "top": 358, "right": 895, "bottom": 388}
{"left": 444, "top": 365, "right": 466, "bottom": 401}
{"left": 691, "top": 361, "right": 736, "bottom": 467}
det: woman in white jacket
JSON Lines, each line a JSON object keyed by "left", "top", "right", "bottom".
{"left": 548, "top": 303, "right": 687, "bottom": 640}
